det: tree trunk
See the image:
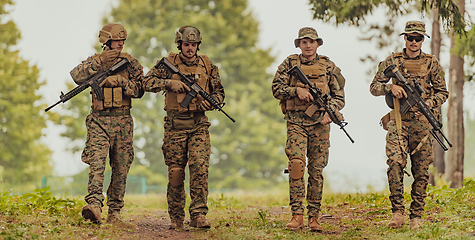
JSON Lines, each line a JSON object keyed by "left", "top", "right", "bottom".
{"left": 429, "top": 8, "right": 445, "bottom": 186}
{"left": 446, "top": 0, "right": 465, "bottom": 188}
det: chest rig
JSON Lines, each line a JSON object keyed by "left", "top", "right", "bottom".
{"left": 91, "top": 52, "right": 132, "bottom": 110}
{"left": 165, "top": 52, "right": 212, "bottom": 112}
{"left": 285, "top": 54, "right": 330, "bottom": 111}
{"left": 393, "top": 53, "right": 434, "bottom": 102}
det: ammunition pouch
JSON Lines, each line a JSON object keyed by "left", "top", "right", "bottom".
{"left": 168, "top": 165, "right": 185, "bottom": 187}
{"left": 288, "top": 158, "right": 306, "bottom": 179}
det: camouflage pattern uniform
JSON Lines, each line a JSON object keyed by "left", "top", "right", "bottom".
{"left": 70, "top": 23, "right": 144, "bottom": 218}
{"left": 143, "top": 49, "right": 224, "bottom": 224}
{"left": 370, "top": 21, "right": 448, "bottom": 220}
{"left": 272, "top": 28, "right": 345, "bottom": 219}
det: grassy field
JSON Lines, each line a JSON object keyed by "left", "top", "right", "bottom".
{"left": 1, "top": 179, "right": 475, "bottom": 239}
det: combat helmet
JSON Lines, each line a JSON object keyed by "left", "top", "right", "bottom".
{"left": 98, "top": 23, "right": 127, "bottom": 44}
{"left": 175, "top": 25, "right": 202, "bottom": 43}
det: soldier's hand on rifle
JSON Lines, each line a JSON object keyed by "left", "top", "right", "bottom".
{"left": 167, "top": 80, "right": 190, "bottom": 93}
{"left": 198, "top": 100, "right": 213, "bottom": 111}
{"left": 391, "top": 84, "right": 407, "bottom": 99}
{"left": 99, "top": 49, "right": 119, "bottom": 64}
{"left": 99, "top": 76, "right": 119, "bottom": 87}
{"left": 296, "top": 87, "right": 313, "bottom": 102}
{"left": 322, "top": 112, "right": 332, "bottom": 125}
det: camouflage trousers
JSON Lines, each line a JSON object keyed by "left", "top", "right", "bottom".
{"left": 82, "top": 112, "right": 134, "bottom": 211}
{"left": 285, "top": 121, "right": 330, "bottom": 217}
{"left": 162, "top": 114, "right": 211, "bottom": 221}
{"left": 386, "top": 118, "right": 433, "bottom": 219}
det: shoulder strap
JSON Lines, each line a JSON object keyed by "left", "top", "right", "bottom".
{"left": 198, "top": 54, "right": 212, "bottom": 74}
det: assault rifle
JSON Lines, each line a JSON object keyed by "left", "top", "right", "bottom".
{"left": 383, "top": 63, "right": 452, "bottom": 151}
{"left": 287, "top": 65, "right": 354, "bottom": 143}
{"left": 158, "top": 57, "right": 235, "bottom": 122}
{"left": 45, "top": 58, "right": 130, "bottom": 112}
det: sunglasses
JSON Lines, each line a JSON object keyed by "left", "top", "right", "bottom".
{"left": 406, "top": 35, "right": 424, "bottom": 42}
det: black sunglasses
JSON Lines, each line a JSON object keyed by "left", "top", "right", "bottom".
{"left": 406, "top": 35, "right": 424, "bottom": 42}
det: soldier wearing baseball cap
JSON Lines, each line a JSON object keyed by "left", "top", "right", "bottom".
{"left": 370, "top": 20, "right": 448, "bottom": 230}
{"left": 272, "top": 27, "right": 346, "bottom": 232}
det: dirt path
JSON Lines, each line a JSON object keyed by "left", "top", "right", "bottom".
{"left": 117, "top": 210, "right": 195, "bottom": 239}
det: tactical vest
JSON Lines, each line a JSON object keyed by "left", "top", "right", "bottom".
{"left": 164, "top": 52, "right": 212, "bottom": 112}
{"left": 392, "top": 52, "right": 434, "bottom": 111}
{"left": 91, "top": 52, "right": 132, "bottom": 110}
{"left": 285, "top": 54, "right": 330, "bottom": 111}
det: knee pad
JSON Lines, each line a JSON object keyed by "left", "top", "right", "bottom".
{"left": 168, "top": 165, "right": 185, "bottom": 187}
{"left": 288, "top": 158, "right": 306, "bottom": 179}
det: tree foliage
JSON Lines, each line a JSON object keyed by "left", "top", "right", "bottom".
{"left": 61, "top": 0, "right": 287, "bottom": 189}
{"left": 0, "top": 0, "right": 52, "bottom": 192}
{"left": 310, "top": 0, "right": 465, "bottom": 35}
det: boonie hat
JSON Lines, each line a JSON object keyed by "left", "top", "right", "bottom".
{"left": 400, "top": 21, "right": 430, "bottom": 38}
{"left": 294, "top": 27, "right": 323, "bottom": 48}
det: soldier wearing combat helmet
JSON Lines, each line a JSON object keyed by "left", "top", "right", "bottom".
{"left": 272, "top": 27, "right": 346, "bottom": 232}
{"left": 70, "top": 22, "right": 144, "bottom": 224}
{"left": 370, "top": 20, "right": 448, "bottom": 230}
{"left": 144, "top": 25, "right": 225, "bottom": 230}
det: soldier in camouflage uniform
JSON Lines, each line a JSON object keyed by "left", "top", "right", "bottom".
{"left": 370, "top": 21, "right": 448, "bottom": 230}
{"left": 143, "top": 25, "right": 225, "bottom": 230}
{"left": 272, "top": 27, "right": 346, "bottom": 232}
{"left": 70, "top": 23, "right": 144, "bottom": 224}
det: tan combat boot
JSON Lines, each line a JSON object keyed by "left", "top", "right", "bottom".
{"left": 308, "top": 216, "right": 322, "bottom": 232}
{"left": 82, "top": 204, "right": 102, "bottom": 224}
{"left": 388, "top": 212, "right": 404, "bottom": 228}
{"left": 410, "top": 217, "right": 422, "bottom": 230}
{"left": 286, "top": 214, "right": 304, "bottom": 231}
{"left": 190, "top": 215, "right": 211, "bottom": 229}
{"left": 169, "top": 219, "right": 184, "bottom": 230}
{"left": 106, "top": 210, "right": 121, "bottom": 223}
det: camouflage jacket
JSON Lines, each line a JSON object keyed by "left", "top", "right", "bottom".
{"left": 70, "top": 52, "right": 144, "bottom": 98}
{"left": 370, "top": 49, "right": 448, "bottom": 110}
{"left": 143, "top": 53, "right": 225, "bottom": 111}
{"left": 272, "top": 54, "right": 345, "bottom": 126}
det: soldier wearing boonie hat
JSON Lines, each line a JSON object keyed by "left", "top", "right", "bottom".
{"left": 272, "top": 26, "right": 346, "bottom": 232}
{"left": 370, "top": 20, "right": 448, "bottom": 231}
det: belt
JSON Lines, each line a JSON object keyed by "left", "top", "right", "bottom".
{"left": 92, "top": 109, "right": 130, "bottom": 117}
{"left": 167, "top": 111, "right": 205, "bottom": 118}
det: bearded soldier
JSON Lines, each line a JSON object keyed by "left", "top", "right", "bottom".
{"left": 70, "top": 23, "right": 144, "bottom": 224}
{"left": 272, "top": 27, "right": 346, "bottom": 232}
{"left": 144, "top": 25, "right": 225, "bottom": 230}
{"left": 370, "top": 21, "right": 448, "bottom": 230}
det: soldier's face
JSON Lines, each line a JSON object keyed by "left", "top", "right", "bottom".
{"left": 110, "top": 40, "right": 124, "bottom": 52}
{"left": 181, "top": 42, "right": 198, "bottom": 60}
{"left": 404, "top": 33, "right": 424, "bottom": 53}
{"left": 299, "top": 38, "right": 319, "bottom": 59}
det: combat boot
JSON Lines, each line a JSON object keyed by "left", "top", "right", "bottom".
{"left": 106, "top": 210, "right": 121, "bottom": 223}
{"left": 190, "top": 215, "right": 211, "bottom": 229}
{"left": 410, "top": 217, "right": 422, "bottom": 230}
{"left": 388, "top": 212, "right": 404, "bottom": 228}
{"left": 308, "top": 216, "right": 322, "bottom": 232}
{"left": 82, "top": 204, "right": 102, "bottom": 224}
{"left": 169, "top": 219, "right": 184, "bottom": 230}
{"left": 286, "top": 214, "right": 304, "bottom": 231}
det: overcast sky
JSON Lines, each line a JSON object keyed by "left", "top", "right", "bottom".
{"left": 8, "top": 0, "right": 475, "bottom": 193}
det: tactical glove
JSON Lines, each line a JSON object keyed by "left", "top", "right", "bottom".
{"left": 99, "top": 76, "right": 119, "bottom": 88}
{"left": 100, "top": 49, "right": 119, "bottom": 64}
{"left": 167, "top": 80, "right": 190, "bottom": 93}
{"left": 198, "top": 100, "right": 213, "bottom": 111}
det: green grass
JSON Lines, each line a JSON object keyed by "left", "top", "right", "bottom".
{"left": 1, "top": 181, "right": 475, "bottom": 239}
